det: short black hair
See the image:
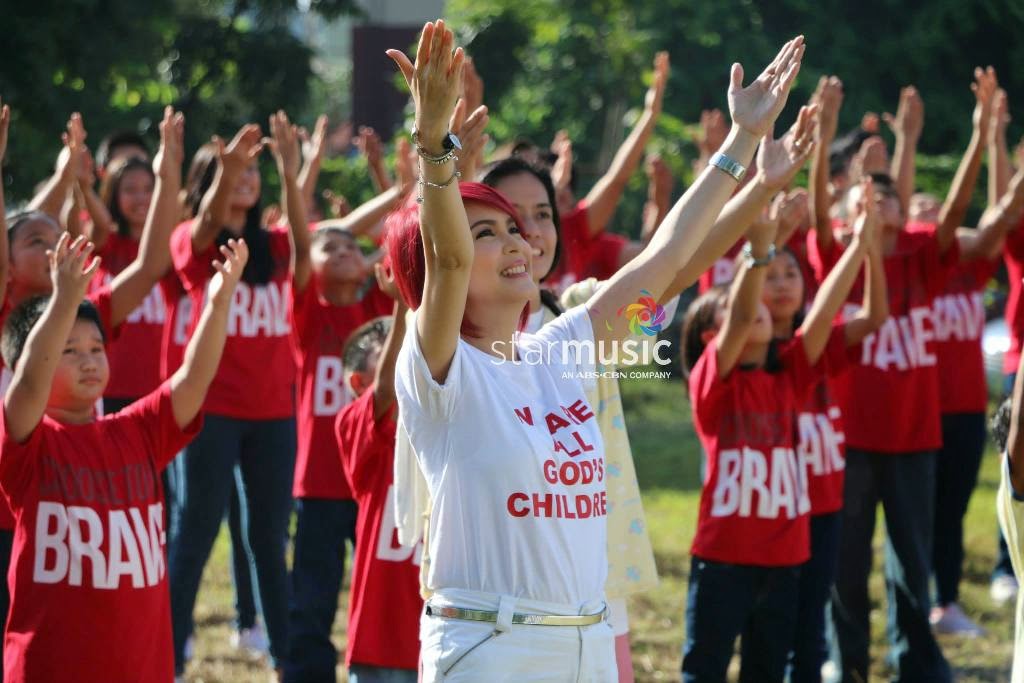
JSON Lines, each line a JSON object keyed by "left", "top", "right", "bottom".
{"left": 993, "top": 397, "right": 1013, "bottom": 454}
{"left": 1, "top": 296, "right": 106, "bottom": 371}
{"left": 96, "top": 130, "right": 150, "bottom": 170}
{"left": 341, "top": 316, "right": 391, "bottom": 376}
{"left": 7, "top": 211, "right": 59, "bottom": 245}
{"left": 310, "top": 225, "right": 356, "bottom": 247}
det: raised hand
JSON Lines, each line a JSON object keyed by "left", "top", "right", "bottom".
{"left": 756, "top": 103, "right": 818, "bottom": 191}
{"left": 645, "top": 51, "right": 670, "bottom": 117}
{"left": 386, "top": 19, "right": 466, "bottom": 150}
{"left": 453, "top": 103, "right": 489, "bottom": 180}
{"left": 883, "top": 86, "right": 924, "bottom": 142}
{"left": 775, "top": 187, "right": 809, "bottom": 245}
{"left": 850, "top": 177, "right": 880, "bottom": 252}
{"left": 395, "top": 137, "right": 416, "bottom": 194}
{"left": 991, "top": 88, "right": 1010, "bottom": 147}
{"left": 322, "top": 189, "right": 352, "bottom": 218}
{"left": 849, "top": 135, "right": 888, "bottom": 182}
{"left": 302, "top": 114, "right": 329, "bottom": 166}
{"left": 48, "top": 232, "right": 100, "bottom": 301}
{"left": 209, "top": 238, "right": 249, "bottom": 305}
{"left": 646, "top": 153, "right": 673, "bottom": 209}
{"left": 0, "top": 97, "right": 9, "bottom": 165}
{"left": 375, "top": 260, "right": 402, "bottom": 301}
{"left": 355, "top": 126, "right": 383, "bottom": 168}
{"left": 213, "top": 123, "right": 263, "bottom": 177}
{"left": 728, "top": 36, "right": 805, "bottom": 137}
{"left": 812, "top": 76, "right": 844, "bottom": 142}
{"left": 697, "top": 109, "right": 729, "bottom": 158}
{"left": 266, "top": 110, "right": 302, "bottom": 181}
{"left": 550, "top": 131, "right": 574, "bottom": 192}
{"left": 153, "top": 105, "right": 185, "bottom": 182}
{"left": 58, "top": 113, "right": 92, "bottom": 186}
{"left": 462, "top": 56, "right": 485, "bottom": 114}
{"left": 971, "top": 66, "right": 998, "bottom": 137}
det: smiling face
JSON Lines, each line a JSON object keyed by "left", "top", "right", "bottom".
{"left": 465, "top": 201, "right": 537, "bottom": 310}
{"left": 763, "top": 249, "right": 805, "bottom": 326}
{"left": 490, "top": 172, "right": 558, "bottom": 282}
{"left": 9, "top": 217, "right": 60, "bottom": 298}
{"left": 116, "top": 167, "right": 155, "bottom": 230}
{"left": 230, "top": 161, "right": 261, "bottom": 211}
{"left": 311, "top": 230, "right": 367, "bottom": 285}
{"left": 49, "top": 319, "right": 109, "bottom": 411}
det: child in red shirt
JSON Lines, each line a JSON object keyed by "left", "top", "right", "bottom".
{"left": 0, "top": 233, "right": 246, "bottom": 683}
{"left": 336, "top": 296, "right": 422, "bottom": 683}
{"left": 679, "top": 181, "right": 875, "bottom": 682}
{"left": 283, "top": 223, "right": 394, "bottom": 682}
{"left": 763, "top": 215, "right": 888, "bottom": 681}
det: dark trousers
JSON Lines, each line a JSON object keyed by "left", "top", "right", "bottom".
{"left": 228, "top": 484, "right": 258, "bottom": 629}
{"left": 830, "top": 449, "right": 951, "bottom": 683}
{"left": 682, "top": 556, "right": 801, "bottom": 683}
{"left": 0, "top": 529, "right": 11, "bottom": 682}
{"left": 932, "top": 412, "right": 986, "bottom": 605}
{"left": 283, "top": 498, "right": 358, "bottom": 683}
{"left": 789, "top": 511, "right": 842, "bottom": 683}
{"left": 168, "top": 415, "right": 296, "bottom": 673}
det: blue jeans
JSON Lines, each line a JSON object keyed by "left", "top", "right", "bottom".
{"left": 283, "top": 498, "right": 357, "bottom": 683}
{"left": 348, "top": 664, "right": 417, "bottom": 683}
{"left": 830, "top": 449, "right": 951, "bottom": 683}
{"left": 789, "top": 511, "right": 842, "bottom": 683}
{"left": 168, "top": 414, "right": 296, "bottom": 673}
{"left": 228, "top": 483, "right": 259, "bottom": 629}
{"left": 682, "top": 556, "right": 801, "bottom": 683}
{"left": 932, "top": 412, "right": 986, "bottom": 605}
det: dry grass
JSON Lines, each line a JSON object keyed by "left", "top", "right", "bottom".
{"left": 180, "top": 375, "right": 1015, "bottom": 682}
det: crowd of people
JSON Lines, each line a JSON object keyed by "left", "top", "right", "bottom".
{"left": 1, "top": 16, "right": 1024, "bottom": 683}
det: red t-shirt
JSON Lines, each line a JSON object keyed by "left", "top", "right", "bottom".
{"left": 292, "top": 283, "right": 392, "bottom": 499}
{"left": 158, "top": 271, "right": 192, "bottom": 381}
{"left": 688, "top": 338, "right": 817, "bottom": 566}
{"left": 0, "top": 289, "right": 117, "bottom": 532}
{"left": 336, "top": 390, "right": 422, "bottom": 670}
{"left": 1002, "top": 216, "right": 1024, "bottom": 373}
{"left": 808, "top": 228, "right": 958, "bottom": 453}
{"left": 544, "top": 200, "right": 591, "bottom": 294}
{"left": 93, "top": 234, "right": 165, "bottom": 400}
{"left": 0, "top": 383, "right": 201, "bottom": 683}
{"left": 580, "top": 231, "right": 627, "bottom": 282}
{"left": 791, "top": 325, "right": 851, "bottom": 516}
{"left": 171, "top": 222, "right": 296, "bottom": 419}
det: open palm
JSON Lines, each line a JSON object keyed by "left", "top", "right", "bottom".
{"left": 729, "top": 36, "right": 805, "bottom": 137}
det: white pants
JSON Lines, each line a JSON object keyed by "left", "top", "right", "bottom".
{"left": 420, "top": 587, "right": 617, "bottom": 682}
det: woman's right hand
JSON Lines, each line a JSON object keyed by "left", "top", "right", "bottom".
{"left": 728, "top": 36, "right": 805, "bottom": 138}
{"left": 213, "top": 123, "right": 263, "bottom": 178}
{"left": 387, "top": 19, "right": 465, "bottom": 153}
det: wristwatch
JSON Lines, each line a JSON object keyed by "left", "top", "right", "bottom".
{"left": 411, "top": 128, "right": 462, "bottom": 165}
{"left": 741, "top": 242, "right": 776, "bottom": 267}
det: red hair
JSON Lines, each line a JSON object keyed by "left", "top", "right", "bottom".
{"left": 384, "top": 182, "right": 530, "bottom": 337}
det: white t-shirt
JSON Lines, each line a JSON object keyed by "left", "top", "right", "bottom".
{"left": 395, "top": 305, "right": 607, "bottom": 606}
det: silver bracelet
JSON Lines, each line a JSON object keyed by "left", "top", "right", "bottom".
{"left": 709, "top": 152, "right": 747, "bottom": 182}
{"left": 741, "top": 241, "right": 775, "bottom": 267}
{"left": 415, "top": 169, "right": 462, "bottom": 204}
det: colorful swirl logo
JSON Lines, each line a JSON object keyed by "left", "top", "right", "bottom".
{"left": 616, "top": 290, "right": 666, "bottom": 336}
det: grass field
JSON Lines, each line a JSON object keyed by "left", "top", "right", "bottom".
{"left": 180, "top": 375, "right": 1015, "bottom": 682}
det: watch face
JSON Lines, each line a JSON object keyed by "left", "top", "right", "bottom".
{"left": 445, "top": 132, "right": 463, "bottom": 151}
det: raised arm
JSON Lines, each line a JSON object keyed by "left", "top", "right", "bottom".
{"left": 961, "top": 166, "right": 1024, "bottom": 261}
{"left": 387, "top": 20, "right": 471, "bottom": 382}
{"left": 692, "top": 109, "right": 729, "bottom": 176}
{"left": 584, "top": 51, "right": 670, "bottom": 237}
{"left": 371, "top": 263, "right": 408, "bottom": 418}
{"left": 937, "top": 67, "right": 997, "bottom": 253}
{"left": 28, "top": 113, "right": 86, "bottom": 220}
{"left": 640, "top": 154, "right": 674, "bottom": 243}
{"left": 452, "top": 101, "right": 489, "bottom": 183}
{"left": 716, "top": 218, "right": 776, "bottom": 376}
{"left": 107, "top": 107, "right": 185, "bottom": 326}
{"left": 885, "top": 86, "right": 924, "bottom": 210}
{"left": 170, "top": 239, "right": 247, "bottom": 429}
{"left": 589, "top": 37, "right": 806, "bottom": 347}
{"left": 298, "top": 114, "right": 328, "bottom": 207}
{"left": 658, "top": 101, "right": 817, "bottom": 303}
{"left": 266, "top": 110, "right": 311, "bottom": 290}
{"left": 809, "top": 76, "right": 843, "bottom": 253}
{"left": 989, "top": 89, "right": 1011, "bottom": 207}
{"left": 801, "top": 178, "right": 878, "bottom": 362}
{"left": 191, "top": 124, "right": 263, "bottom": 253}
{"left": 356, "top": 127, "right": 392, "bottom": 193}
{"left": 4, "top": 234, "right": 100, "bottom": 443}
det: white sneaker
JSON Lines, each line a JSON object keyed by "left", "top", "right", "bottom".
{"left": 991, "top": 574, "right": 1019, "bottom": 606}
{"left": 231, "top": 622, "right": 270, "bottom": 655}
{"left": 930, "top": 603, "right": 985, "bottom": 637}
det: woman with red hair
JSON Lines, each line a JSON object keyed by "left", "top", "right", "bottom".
{"left": 387, "top": 19, "right": 805, "bottom": 681}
